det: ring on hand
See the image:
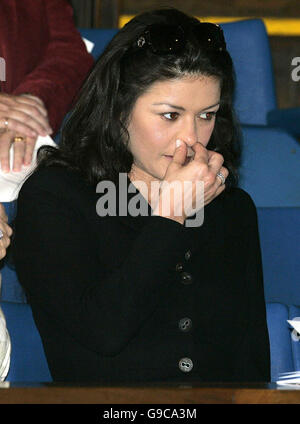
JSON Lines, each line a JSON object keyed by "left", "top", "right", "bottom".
{"left": 13, "top": 136, "right": 25, "bottom": 143}
{"left": 0, "top": 229, "right": 3, "bottom": 240}
{"left": 216, "top": 171, "right": 226, "bottom": 185}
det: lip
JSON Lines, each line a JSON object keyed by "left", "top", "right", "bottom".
{"left": 164, "top": 155, "right": 193, "bottom": 165}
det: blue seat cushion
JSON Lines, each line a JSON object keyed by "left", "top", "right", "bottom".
{"left": 0, "top": 301, "right": 51, "bottom": 382}
{"left": 266, "top": 303, "right": 294, "bottom": 381}
{"left": 257, "top": 208, "right": 300, "bottom": 305}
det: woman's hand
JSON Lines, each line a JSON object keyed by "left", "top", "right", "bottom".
{"left": 0, "top": 93, "right": 52, "bottom": 172}
{"left": 0, "top": 204, "right": 12, "bottom": 260}
{"left": 153, "top": 140, "right": 229, "bottom": 225}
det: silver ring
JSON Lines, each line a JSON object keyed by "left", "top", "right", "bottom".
{"left": 216, "top": 172, "right": 225, "bottom": 185}
{"left": 0, "top": 229, "right": 3, "bottom": 240}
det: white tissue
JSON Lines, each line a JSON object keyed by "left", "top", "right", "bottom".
{"left": 82, "top": 37, "right": 95, "bottom": 53}
{"left": 288, "top": 320, "right": 300, "bottom": 334}
{"left": 0, "top": 135, "right": 57, "bottom": 202}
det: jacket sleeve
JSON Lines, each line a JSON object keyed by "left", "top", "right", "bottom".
{"left": 12, "top": 0, "right": 94, "bottom": 134}
{"left": 14, "top": 170, "right": 195, "bottom": 357}
{"left": 232, "top": 193, "right": 271, "bottom": 382}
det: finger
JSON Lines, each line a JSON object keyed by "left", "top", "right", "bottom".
{"left": 207, "top": 150, "right": 224, "bottom": 172}
{"left": 0, "top": 112, "right": 46, "bottom": 138}
{"left": 0, "top": 232, "right": 11, "bottom": 248}
{"left": 0, "top": 220, "right": 13, "bottom": 237}
{"left": 170, "top": 139, "right": 187, "bottom": 167}
{"left": 204, "top": 183, "right": 225, "bottom": 206}
{"left": 23, "top": 136, "right": 37, "bottom": 166}
{"left": 11, "top": 102, "right": 52, "bottom": 134}
{"left": 0, "top": 222, "right": 12, "bottom": 245}
{"left": 0, "top": 246, "right": 6, "bottom": 260}
{"left": 0, "top": 97, "right": 52, "bottom": 135}
{"left": 0, "top": 235, "right": 10, "bottom": 259}
{"left": 19, "top": 94, "right": 45, "bottom": 108}
{"left": 192, "top": 142, "right": 209, "bottom": 164}
{"left": 16, "top": 95, "right": 49, "bottom": 119}
{"left": 12, "top": 137, "right": 26, "bottom": 172}
{"left": 0, "top": 92, "right": 48, "bottom": 119}
{"left": 0, "top": 131, "right": 13, "bottom": 172}
{"left": 213, "top": 166, "right": 229, "bottom": 189}
{"left": 215, "top": 167, "right": 229, "bottom": 186}
{"left": 215, "top": 183, "right": 226, "bottom": 196}
{"left": 0, "top": 204, "right": 8, "bottom": 223}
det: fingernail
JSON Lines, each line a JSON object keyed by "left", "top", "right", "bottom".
{"left": 176, "top": 139, "right": 182, "bottom": 147}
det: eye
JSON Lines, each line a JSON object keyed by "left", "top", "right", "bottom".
{"left": 162, "top": 112, "right": 179, "bottom": 121}
{"left": 198, "top": 111, "right": 217, "bottom": 121}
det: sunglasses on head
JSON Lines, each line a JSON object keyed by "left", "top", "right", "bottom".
{"left": 136, "top": 22, "right": 227, "bottom": 54}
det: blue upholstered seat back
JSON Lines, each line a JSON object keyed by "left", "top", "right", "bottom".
{"left": 266, "top": 303, "right": 300, "bottom": 381}
{"left": 221, "top": 19, "right": 277, "bottom": 125}
{"left": 0, "top": 301, "right": 52, "bottom": 382}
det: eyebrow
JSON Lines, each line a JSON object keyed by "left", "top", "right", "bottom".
{"left": 152, "top": 102, "right": 220, "bottom": 111}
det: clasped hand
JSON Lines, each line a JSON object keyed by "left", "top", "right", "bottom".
{"left": 0, "top": 203, "right": 12, "bottom": 260}
{"left": 153, "top": 140, "right": 229, "bottom": 225}
{"left": 0, "top": 93, "right": 52, "bottom": 172}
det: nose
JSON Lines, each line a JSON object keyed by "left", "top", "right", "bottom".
{"left": 177, "top": 116, "right": 199, "bottom": 148}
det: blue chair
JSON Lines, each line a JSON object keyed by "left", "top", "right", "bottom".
{"left": 80, "top": 28, "right": 118, "bottom": 60}
{"left": 220, "top": 20, "right": 300, "bottom": 207}
{"left": 222, "top": 19, "right": 277, "bottom": 127}
{"left": 257, "top": 207, "right": 300, "bottom": 381}
{"left": 266, "top": 303, "right": 300, "bottom": 381}
{"left": 239, "top": 126, "right": 300, "bottom": 207}
{"left": 224, "top": 22, "right": 300, "bottom": 383}
{"left": 0, "top": 301, "right": 51, "bottom": 382}
{"left": 221, "top": 19, "right": 300, "bottom": 137}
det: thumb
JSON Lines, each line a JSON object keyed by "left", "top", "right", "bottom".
{"left": 170, "top": 139, "right": 187, "bottom": 168}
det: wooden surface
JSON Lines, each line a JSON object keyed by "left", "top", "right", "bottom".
{"left": 0, "top": 383, "right": 300, "bottom": 404}
{"left": 94, "top": 0, "right": 120, "bottom": 28}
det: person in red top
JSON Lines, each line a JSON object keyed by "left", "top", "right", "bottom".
{"left": 0, "top": 0, "right": 94, "bottom": 172}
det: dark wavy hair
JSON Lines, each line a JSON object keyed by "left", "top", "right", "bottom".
{"left": 37, "top": 8, "right": 242, "bottom": 188}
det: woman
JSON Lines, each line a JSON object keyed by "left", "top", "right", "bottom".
{"left": 13, "top": 9, "right": 270, "bottom": 383}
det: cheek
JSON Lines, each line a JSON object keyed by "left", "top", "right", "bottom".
{"left": 199, "top": 122, "right": 216, "bottom": 144}
{"left": 129, "top": 119, "right": 169, "bottom": 152}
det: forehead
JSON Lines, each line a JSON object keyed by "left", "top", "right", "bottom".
{"left": 137, "top": 75, "right": 221, "bottom": 109}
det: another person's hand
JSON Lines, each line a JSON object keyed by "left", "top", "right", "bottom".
{"left": 0, "top": 93, "right": 52, "bottom": 172}
{"left": 153, "top": 140, "right": 229, "bottom": 225}
{"left": 0, "top": 203, "right": 12, "bottom": 260}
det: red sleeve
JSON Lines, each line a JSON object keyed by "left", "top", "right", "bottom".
{"left": 12, "top": 0, "right": 94, "bottom": 134}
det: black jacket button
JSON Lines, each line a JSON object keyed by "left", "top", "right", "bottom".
{"left": 180, "top": 272, "right": 193, "bottom": 285}
{"left": 175, "top": 263, "right": 184, "bottom": 272}
{"left": 179, "top": 358, "right": 193, "bottom": 373}
{"left": 178, "top": 317, "right": 192, "bottom": 332}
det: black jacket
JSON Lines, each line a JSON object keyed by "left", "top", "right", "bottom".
{"left": 14, "top": 166, "right": 270, "bottom": 383}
